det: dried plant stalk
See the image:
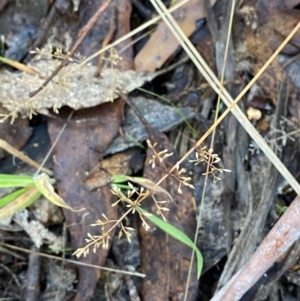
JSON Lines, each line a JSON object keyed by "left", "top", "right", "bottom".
{"left": 211, "top": 195, "right": 300, "bottom": 301}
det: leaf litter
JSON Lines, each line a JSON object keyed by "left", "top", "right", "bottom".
{"left": 1, "top": 0, "right": 300, "bottom": 300}
{"left": 0, "top": 59, "right": 156, "bottom": 116}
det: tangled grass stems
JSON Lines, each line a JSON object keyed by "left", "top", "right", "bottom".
{"left": 75, "top": 139, "right": 230, "bottom": 259}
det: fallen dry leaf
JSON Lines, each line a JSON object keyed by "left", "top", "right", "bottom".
{"left": 134, "top": 0, "right": 217, "bottom": 72}
{"left": 104, "top": 96, "right": 195, "bottom": 155}
{"left": 0, "top": 59, "right": 155, "bottom": 116}
{"left": 262, "top": 10, "right": 300, "bottom": 55}
{"left": 48, "top": 102, "right": 123, "bottom": 301}
{"left": 246, "top": 27, "right": 300, "bottom": 120}
{"left": 83, "top": 148, "right": 144, "bottom": 190}
{"left": 0, "top": 107, "right": 32, "bottom": 160}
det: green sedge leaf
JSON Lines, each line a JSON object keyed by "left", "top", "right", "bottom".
{"left": 124, "top": 133, "right": 146, "bottom": 149}
{"left": 0, "top": 188, "right": 27, "bottom": 209}
{"left": 113, "top": 183, "right": 138, "bottom": 190}
{"left": 0, "top": 174, "right": 35, "bottom": 188}
{"left": 137, "top": 87, "right": 198, "bottom": 139}
{"left": 137, "top": 206, "right": 203, "bottom": 278}
{"left": 111, "top": 174, "right": 129, "bottom": 183}
{"left": 112, "top": 175, "right": 173, "bottom": 201}
{"left": 33, "top": 173, "right": 85, "bottom": 212}
{"left": 0, "top": 185, "right": 41, "bottom": 219}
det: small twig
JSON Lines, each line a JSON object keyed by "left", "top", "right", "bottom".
{"left": 24, "top": 247, "right": 41, "bottom": 301}
{"left": 34, "top": 110, "right": 74, "bottom": 177}
{"left": 29, "top": 0, "right": 113, "bottom": 98}
{"left": 95, "top": 7, "right": 117, "bottom": 77}
{"left": 24, "top": 0, "right": 60, "bottom": 64}
{"left": 119, "top": 92, "right": 152, "bottom": 134}
{"left": 211, "top": 195, "right": 300, "bottom": 301}
{"left": 0, "top": 262, "right": 22, "bottom": 288}
{"left": 0, "top": 242, "right": 145, "bottom": 277}
{"left": 0, "top": 139, "right": 53, "bottom": 175}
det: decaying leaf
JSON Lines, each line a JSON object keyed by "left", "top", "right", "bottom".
{"left": 104, "top": 96, "right": 195, "bottom": 155}
{"left": 83, "top": 149, "right": 144, "bottom": 190}
{"left": 0, "top": 59, "right": 156, "bottom": 116}
{"left": 33, "top": 173, "right": 85, "bottom": 212}
{"left": 134, "top": 0, "right": 217, "bottom": 72}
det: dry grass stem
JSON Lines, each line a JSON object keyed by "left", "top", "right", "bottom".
{"left": 149, "top": 0, "right": 300, "bottom": 196}
{"left": 0, "top": 139, "right": 53, "bottom": 175}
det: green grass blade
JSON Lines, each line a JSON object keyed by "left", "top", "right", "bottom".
{"left": 113, "top": 183, "right": 137, "bottom": 190}
{"left": 137, "top": 206, "right": 203, "bottom": 278}
{"left": 0, "top": 188, "right": 27, "bottom": 209}
{"left": 125, "top": 133, "right": 146, "bottom": 149}
{"left": 0, "top": 186, "right": 41, "bottom": 219}
{"left": 111, "top": 174, "right": 129, "bottom": 183}
{"left": 0, "top": 174, "right": 35, "bottom": 188}
{"left": 138, "top": 87, "right": 198, "bottom": 139}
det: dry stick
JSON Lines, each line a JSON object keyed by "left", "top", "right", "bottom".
{"left": 28, "top": 0, "right": 190, "bottom": 100}
{"left": 95, "top": 7, "right": 117, "bottom": 77}
{"left": 29, "top": 0, "right": 113, "bottom": 98}
{"left": 211, "top": 195, "right": 300, "bottom": 301}
{"left": 119, "top": 93, "right": 151, "bottom": 132}
{"left": 25, "top": 247, "right": 41, "bottom": 301}
{"left": 184, "top": 0, "right": 236, "bottom": 299}
{"left": 75, "top": 0, "right": 190, "bottom": 67}
{"left": 149, "top": 0, "right": 300, "bottom": 195}
{"left": 24, "top": 0, "right": 59, "bottom": 64}
{"left": 0, "top": 139, "right": 53, "bottom": 175}
{"left": 34, "top": 111, "right": 74, "bottom": 177}
{"left": 0, "top": 242, "right": 145, "bottom": 278}
{"left": 150, "top": 2, "right": 300, "bottom": 301}
{"left": 0, "top": 262, "right": 21, "bottom": 287}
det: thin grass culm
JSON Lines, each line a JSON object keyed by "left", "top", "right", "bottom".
{"left": 149, "top": 0, "right": 300, "bottom": 196}
{"left": 74, "top": 138, "right": 215, "bottom": 277}
{"left": 148, "top": 0, "right": 300, "bottom": 299}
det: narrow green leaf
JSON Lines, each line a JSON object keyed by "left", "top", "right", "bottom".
{"left": 276, "top": 204, "right": 287, "bottom": 214}
{"left": 0, "top": 174, "right": 35, "bottom": 188}
{"left": 111, "top": 174, "right": 129, "bottom": 183}
{"left": 137, "top": 87, "right": 198, "bottom": 139}
{"left": 113, "top": 183, "right": 137, "bottom": 190}
{"left": 137, "top": 206, "right": 203, "bottom": 278}
{"left": 0, "top": 188, "right": 27, "bottom": 209}
{"left": 125, "top": 133, "right": 146, "bottom": 149}
{"left": 0, "top": 185, "right": 41, "bottom": 219}
{"left": 112, "top": 175, "right": 173, "bottom": 201}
